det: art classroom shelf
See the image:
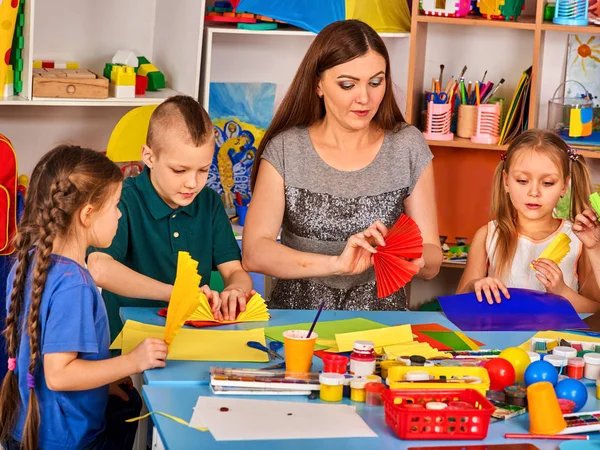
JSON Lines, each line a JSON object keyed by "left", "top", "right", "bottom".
{"left": 415, "top": 14, "right": 536, "bottom": 30}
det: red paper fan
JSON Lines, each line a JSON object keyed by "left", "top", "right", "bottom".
{"left": 373, "top": 214, "right": 423, "bottom": 298}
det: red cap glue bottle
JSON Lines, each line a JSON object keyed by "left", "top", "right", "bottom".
{"left": 349, "top": 340, "right": 376, "bottom": 377}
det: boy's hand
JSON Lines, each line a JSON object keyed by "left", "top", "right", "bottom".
{"left": 201, "top": 285, "right": 223, "bottom": 321}
{"left": 532, "top": 258, "right": 567, "bottom": 296}
{"left": 573, "top": 209, "right": 600, "bottom": 250}
{"left": 473, "top": 277, "right": 510, "bottom": 304}
{"left": 220, "top": 288, "right": 254, "bottom": 321}
{"left": 128, "top": 338, "right": 168, "bottom": 373}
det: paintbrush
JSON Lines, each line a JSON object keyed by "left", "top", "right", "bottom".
{"left": 306, "top": 300, "right": 325, "bottom": 339}
{"left": 483, "top": 78, "right": 505, "bottom": 103}
{"left": 481, "top": 70, "right": 488, "bottom": 83}
{"left": 459, "top": 65, "right": 467, "bottom": 79}
{"left": 439, "top": 64, "right": 445, "bottom": 88}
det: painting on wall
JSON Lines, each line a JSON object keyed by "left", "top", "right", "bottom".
{"left": 565, "top": 34, "right": 600, "bottom": 110}
{"left": 208, "top": 82, "right": 277, "bottom": 214}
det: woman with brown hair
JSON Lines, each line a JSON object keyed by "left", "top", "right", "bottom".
{"left": 242, "top": 20, "right": 442, "bottom": 311}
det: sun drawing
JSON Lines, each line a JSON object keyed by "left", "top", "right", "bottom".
{"left": 571, "top": 35, "right": 600, "bottom": 75}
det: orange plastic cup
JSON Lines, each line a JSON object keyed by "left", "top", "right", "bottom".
{"left": 283, "top": 330, "right": 318, "bottom": 373}
{"left": 527, "top": 381, "right": 567, "bottom": 435}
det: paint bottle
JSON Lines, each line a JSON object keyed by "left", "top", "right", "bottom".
{"left": 350, "top": 377, "right": 368, "bottom": 403}
{"left": 596, "top": 379, "right": 600, "bottom": 400}
{"left": 365, "top": 382, "right": 386, "bottom": 406}
{"left": 567, "top": 357, "right": 585, "bottom": 380}
{"left": 319, "top": 373, "right": 345, "bottom": 402}
{"left": 349, "top": 340, "right": 376, "bottom": 377}
{"left": 584, "top": 353, "right": 600, "bottom": 380}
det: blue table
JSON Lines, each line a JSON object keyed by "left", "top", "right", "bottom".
{"left": 121, "top": 308, "right": 600, "bottom": 449}
{"left": 121, "top": 308, "right": 538, "bottom": 386}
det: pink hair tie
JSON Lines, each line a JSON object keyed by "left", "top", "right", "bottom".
{"left": 7, "top": 358, "right": 16, "bottom": 371}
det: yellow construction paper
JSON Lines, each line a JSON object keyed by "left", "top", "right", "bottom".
{"left": 106, "top": 105, "right": 158, "bottom": 162}
{"left": 126, "top": 411, "right": 207, "bottom": 432}
{"left": 335, "top": 325, "right": 413, "bottom": 353}
{"left": 188, "top": 292, "right": 269, "bottom": 324}
{"left": 316, "top": 339, "right": 338, "bottom": 348}
{"left": 164, "top": 252, "right": 203, "bottom": 348}
{"left": 455, "top": 331, "right": 481, "bottom": 351}
{"left": 518, "top": 330, "right": 600, "bottom": 352}
{"left": 532, "top": 233, "right": 571, "bottom": 269}
{"left": 383, "top": 342, "right": 452, "bottom": 359}
{"left": 110, "top": 320, "right": 269, "bottom": 362}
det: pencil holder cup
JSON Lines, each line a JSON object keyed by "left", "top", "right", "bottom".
{"left": 471, "top": 103, "right": 501, "bottom": 145}
{"left": 423, "top": 102, "right": 453, "bottom": 141}
{"left": 457, "top": 105, "right": 478, "bottom": 138}
{"left": 553, "top": 0, "right": 588, "bottom": 26}
{"left": 527, "top": 382, "right": 567, "bottom": 435}
{"left": 421, "top": 0, "right": 471, "bottom": 17}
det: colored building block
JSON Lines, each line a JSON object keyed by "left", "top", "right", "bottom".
{"left": 13, "top": 59, "right": 22, "bottom": 72}
{"left": 109, "top": 83, "right": 135, "bottom": 99}
{"left": 33, "top": 60, "right": 42, "bottom": 69}
{"left": 112, "top": 50, "right": 139, "bottom": 68}
{"left": 147, "top": 71, "right": 165, "bottom": 91}
{"left": 110, "top": 65, "right": 136, "bottom": 86}
{"left": 66, "top": 61, "right": 79, "bottom": 69}
{"left": 137, "top": 56, "right": 151, "bottom": 66}
{"left": 135, "top": 74, "right": 148, "bottom": 95}
{"left": 137, "top": 63, "right": 159, "bottom": 77}
{"left": 215, "top": 1, "right": 233, "bottom": 7}
{"left": 54, "top": 61, "right": 67, "bottom": 69}
{"left": 41, "top": 61, "right": 54, "bottom": 69}
{"left": 104, "top": 63, "right": 114, "bottom": 80}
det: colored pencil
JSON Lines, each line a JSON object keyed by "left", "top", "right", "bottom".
{"left": 475, "top": 82, "right": 480, "bottom": 105}
{"left": 483, "top": 78, "right": 505, "bottom": 103}
{"left": 505, "top": 433, "right": 589, "bottom": 440}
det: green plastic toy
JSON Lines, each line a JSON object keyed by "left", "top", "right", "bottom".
{"left": 590, "top": 192, "right": 600, "bottom": 219}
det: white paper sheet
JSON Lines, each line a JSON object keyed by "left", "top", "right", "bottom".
{"left": 188, "top": 397, "right": 378, "bottom": 441}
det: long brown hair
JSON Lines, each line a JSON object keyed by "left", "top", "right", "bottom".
{"left": 490, "top": 129, "right": 592, "bottom": 278}
{"left": 0, "top": 145, "right": 122, "bottom": 449}
{"left": 250, "top": 19, "right": 405, "bottom": 189}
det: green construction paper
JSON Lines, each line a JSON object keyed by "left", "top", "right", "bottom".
{"left": 420, "top": 331, "right": 472, "bottom": 351}
{"left": 590, "top": 192, "right": 600, "bottom": 218}
{"left": 265, "top": 318, "right": 389, "bottom": 350}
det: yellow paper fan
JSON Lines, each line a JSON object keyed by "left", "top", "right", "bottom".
{"left": 164, "top": 252, "right": 203, "bottom": 348}
{"left": 531, "top": 232, "right": 571, "bottom": 269}
{"left": 188, "top": 293, "right": 270, "bottom": 324}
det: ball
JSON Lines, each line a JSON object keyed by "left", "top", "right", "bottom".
{"left": 485, "top": 358, "right": 516, "bottom": 391}
{"left": 555, "top": 378, "right": 588, "bottom": 412}
{"left": 499, "top": 347, "right": 531, "bottom": 383}
{"left": 524, "top": 360, "right": 559, "bottom": 387}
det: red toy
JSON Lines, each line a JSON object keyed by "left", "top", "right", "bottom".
{"left": 485, "top": 357, "right": 516, "bottom": 391}
{"left": 0, "top": 133, "right": 17, "bottom": 256}
{"left": 373, "top": 214, "right": 423, "bottom": 298}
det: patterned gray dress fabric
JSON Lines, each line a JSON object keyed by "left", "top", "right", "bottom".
{"left": 260, "top": 124, "right": 432, "bottom": 311}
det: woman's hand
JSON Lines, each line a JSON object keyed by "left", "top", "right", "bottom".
{"left": 333, "top": 221, "right": 388, "bottom": 276}
{"left": 573, "top": 209, "right": 600, "bottom": 250}
{"left": 532, "top": 258, "right": 567, "bottom": 296}
{"left": 473, "top": 277, "right": 510, "bottom": 304}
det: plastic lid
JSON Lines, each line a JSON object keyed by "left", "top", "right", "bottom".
{"left": 426, "top": 401, "right": 449, "bottom": 410}
{"left": 364, "top": 382, "right": 386, "bottom": 393}
{"left": 544, "top": 354, "right": 566, "bottom": 367}
{"left": 584, "top": 353, "right": 600, "bottom": 365}
{"left": 553, "top": 346, "right": 577, "bottom": 357}
{"left": 350, "top": 377, "right": 369, "bottom": 389}
{"left": 366, "top": 374, "right": 382, "bottom": 383}
{"left": 409, "top": 355, "right": 426, "bottom": 365}
{"left": 319, "top": 373, "right": 346, "bottom": 386}
{"left": 353, "top": 340, "right": 374, "bottom": 351}
{"left": 568, "top": 357, "right": 585, "bottom": 367}
{"left": 527, "top": 351, "right": 541, "bottom": 362}
{"left": 404, "top": 371, "right": 430, "bottom": 381}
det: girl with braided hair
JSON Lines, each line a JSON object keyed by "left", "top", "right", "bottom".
{"left": 0, "top": 146, "right": 168, "bottom": 450}
{"left": 457, "top": 129, "right": 600, "bottom": 312}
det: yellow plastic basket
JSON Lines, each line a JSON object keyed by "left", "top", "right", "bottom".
{"left": 387, "top": 366, "right": 490, "bottom": 396}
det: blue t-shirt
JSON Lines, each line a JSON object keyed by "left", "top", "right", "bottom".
{"left": 5, "top": 254, "right": 110, "bottom": 449}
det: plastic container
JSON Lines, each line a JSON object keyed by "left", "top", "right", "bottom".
{"left": 567, "top": 357, "right": 585, "bottom": 380}
{"left": 471, "top": 103, "right": 501, "bottom": 145}
{"left": 596, "top": 379, "right": 600, "bottom": 400}
{"left": 553, "top": 346, "right": 577, "bottom": 359}
{"left": 527, "top": 351, "right": 541, "bottom": 363}
{"left": 349, "top": 340, "right": 376, "bottom": 377}
{"left": 366, "top": 374, "right": 382, "bottom": 384}
{"left": 365, "top": 382, "right": 386, "bottom": 406}
{"left": 457, "top": 104, "right": 477, "bottom": 138}
{"left": 388, "top": 366, "right": 490, "bottom": 396}
{"left": 382, "top": 389, "right": 494, "bottom": 440}
{"left": 283, "top": 330, "right": 318, "bottom": 373}
{"left": 404, "top": 371, "right": 430, "bottom": 381}
{"left": 322, "top": 354, "right": 349, "bottom": 374}
{"left": 504, "top": 385, "right": 527, "bottom": 407}
{"left": 350, "top": 377, "right": 368, "bottom": 402}
{"left": 553, "top": 0, "right": 588, "bottom": 26}
{"left": 319, "top": 373, "right": 345, "bottom": 402}
{"left": 544, "top": 354, "right": 568, "bottom": 375}
{"left": 583, "top": 353, "right": 600, "bottom": 380}
{"left": 527, "top": 382, "right": 567, "bottom": 435}
{"left": 422, "top": 102, "right": 453, "bottom": 141}
{"left": 547, "top": 81, "right": 593, "bottom": 138}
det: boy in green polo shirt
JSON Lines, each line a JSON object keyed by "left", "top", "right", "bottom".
{"left": 88, "top": 95, "right": 253, "bottom": 339}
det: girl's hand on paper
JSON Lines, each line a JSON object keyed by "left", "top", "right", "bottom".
{"left": 573, "top": 209, "right": 600, "bottom": 250}
{"left": 473, "top": 277, "right": 510, "bottom": 304}
{"left": 532, "top": 258, "right": 567, "bottom": 296}
{"left": 128, "top": 338, "right": 168, "bottom": 373}
{"left": 201, "top": 285, "right": 223, "bottom": 321}
{"left": 334, "top": 220, "right": 388, "bottom": 276}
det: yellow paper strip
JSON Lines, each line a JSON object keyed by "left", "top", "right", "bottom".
{"left": 111, "top": 320, "right": 269, "bottom": 362}
{"left": 455, "top": 331, "right": 480, "bottom": 351}
{"left": 126, "top": 411, "right": 207, "bottom": 432}
{"left": 335, "top": 325, "right": 413, "bottom": 353}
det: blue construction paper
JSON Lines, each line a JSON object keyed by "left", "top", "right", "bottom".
{"left": 438, "top": 288, "right": 588, "bottom": 332}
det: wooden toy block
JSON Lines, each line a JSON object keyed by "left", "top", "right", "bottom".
{"left": 135, "top": 74, "right": 148, "bottom": 95}
{"left": 33, "top": 69, "right": 108, "bottom": 99}
{"left": 33, "top": 60, "right": 42, "bottom": 69}
{"left": 110, "top": 65, "right": 136, "bottom": 86}
{"left": 147, "top": 71, "right": 166, "bottom": 91}
{"left": 109, "top": 83, "right": 135, "bottom": 99}
{"left": 41, "top": 61, "right": 54, "bottom": 69}
{"left": 112, "top": 50, "right": 139, "bottom": 68}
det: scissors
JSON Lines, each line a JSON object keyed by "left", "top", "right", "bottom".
{"left": 426, "top": 92, "right": 449, "bottom": 104}
{"left": 247, "top": 341, "right": 285, "bottom": 360}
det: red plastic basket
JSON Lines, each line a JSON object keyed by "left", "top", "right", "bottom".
{"left": 382, "top": 389, "right": 495, "bottom": 440}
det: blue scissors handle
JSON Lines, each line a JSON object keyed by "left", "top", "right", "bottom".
{"left": 247, "top": 341, "right": 284, "bottom": 360}
{"left": 427, "top": 92, "right": 449, "bottom": 104}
